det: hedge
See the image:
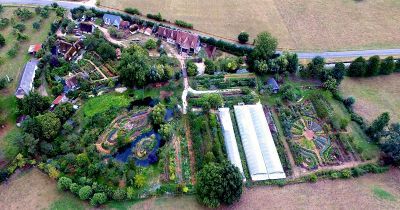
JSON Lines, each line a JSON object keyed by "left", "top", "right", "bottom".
{"left": 124, "top": 7, "right": 141, "bottom": 15}
{"left": 200, "top": 36, "right": 253, "bottom": 56}
{"left": 175, "top": 20, "right": 193, "bottom": 29}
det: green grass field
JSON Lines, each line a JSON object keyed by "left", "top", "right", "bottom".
{"left": 82, "top": 93, "right": 131, "bottom": 117}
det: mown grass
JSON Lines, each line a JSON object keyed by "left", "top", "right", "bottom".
{"left": 49, "top": 195, "right": 87, "bottom": 210}
{"left": 372, "top": 186, "right": 397, "bottom": 201}
{"left": 82, "top": 93, "right": 131, "bottom": 117}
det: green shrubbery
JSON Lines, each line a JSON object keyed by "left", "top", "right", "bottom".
{"left": 124, "top": 7, "right": 141, "bottom": 15}
{"left": 175, "top": 20, "right": 193, "bottom": 29}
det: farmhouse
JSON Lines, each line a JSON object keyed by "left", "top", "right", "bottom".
{"left": 156, "top": 26, "right": 201, "bottom": 54}
{"left": 60, "top": 40, "right": 84, "bottom": 61}
{"left": 15, "top": 59, "right": 38, "bottom": 99}
{"left": 218, "top": 108, "right": 245, "bottom": 180}
{"left": 103, "top": 14, "right": 122, "bottom": 29}
{"left": 234, "top": 104, "right": 286, "bottom": 180}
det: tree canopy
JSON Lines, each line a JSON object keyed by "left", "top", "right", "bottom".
{"left": 251, "top": 31, "right": 278, "bottom": 61}
{"left": 237, "top": 32, "right": 249, "bottom": 44}
{"left": 195, "top": 162, "right": 243, "bottom": 208}
{"left": 117, "top": 46, "right": 150, "bottom": 87}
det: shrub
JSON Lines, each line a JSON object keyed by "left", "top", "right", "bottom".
{"left": 144, "top": 39, "right": 157, "bottom": 50}
{"left": 0, "top": 18, "right": 10, "bottom": 29}
{"left": 339, "top": 118, "right": 349, "bottom": 130}
{"left": 351, "top": 167, "right": 366, "bottom": 177}
{"left": 175, "top": 20, "right": 193, "bottom": 29}
{"left": 341, "top": 169, "right": 352, "bottom": 179}
{"left": 237, "top": 32, "right": 249, "bottom": 44}
{"left": 112, "top": 188, "right": 126, "bottom": 201}
{"left": 147, "top": 13, "right": 164, "bottom": 21}
{"left": 0, "top": 34, "right": 4, "bottom": 47}
{"left": 348, "top": 56, "right": 366, "bottom": 77}
{"left": 330, "top": 172, "right": 339, "bottom": 179}
{"left": 57, "top": 177, "right": 72, "bottom": 191}
{"left": 13, "top": 23, "right": 26, "bottom": 32}
{"left": 308, "top": 174, "right": 318, "bottom": 183}
{"left": 200, "top": 36, "right": 253, "bottom": 56}
{"left": 14, "top": 8, "right": 33, "bottom": 21}
{"left": 79, "top": 185, "right": 93, "bottom": 200}
{"left": 126, "top": 187, "right": 135, "bottom": 200}
{"left": 70, "top": 183, "right": 80, "bottom": 195}
{"left": 32, "top": 22, "right": 40, "bottom": 30}
{"left": 186, "top": 60, "right": 198, "bottom": 76}
{"left": 124, "top": 7, "right": 141, "bottom": 15}
{"left": 343, "top": 97, "right": 355, "bottom": 108}
{"left": 380, "top": 56, "right": 395, "bottom": 75}
{"left": 90, "top": 192, "right": 107, "bottom": 206}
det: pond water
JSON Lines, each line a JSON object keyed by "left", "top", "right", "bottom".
{"left": 114, "top": 130, "right": 161, "bottom": 166}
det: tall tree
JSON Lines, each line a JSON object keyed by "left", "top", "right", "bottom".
{"left": 367, "top": 112, "right": 390, "bottom": 139}
{"left": 18, "top": 92, "right": 51, "bottom": 116}
{"left": 35, "top": 112, "right": 61, "bottom": 140}
{"left": 348, "top": 56, "right": 367, "bottom": 77}
{"left": 307, "top": 56, "right": 325, "bottom": 78}
{"left": 285, "top": 52, "right": 299, "bottom": 73}
{"left": 117, "top": 46, "right": 150, "bottom": 87}
{"left": 366, "top": 55, "right": 380, "bottom": 76}
{"left": 380, "top": 123, "right": 400, "bottom": 165}
{"left": 380, "top": 56, "right": 395, "bottom": 75}
{"left": 332, "top": 62, "right": 346, "bottom": 84}
{"left": 251, "top": 31, "right": 278, "bottom": 61}
{"left": 195, "top": 162, "right": 243, "bottom": 208}
{"left": 151, "top": 103, "right": 166, "bottom": 125}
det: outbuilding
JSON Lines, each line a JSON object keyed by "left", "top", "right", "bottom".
{"left": 267, "top": 78, "right": 279, "bottom": 94}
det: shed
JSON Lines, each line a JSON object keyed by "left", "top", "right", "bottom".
{"left": 267, "top": 78, "right": 279, "bottom": 94}
{"left": 15, "top": 59, "right": 38, "bottom": 99}
{"left": 28, "top": 44, "right": 42, "bottom": 54}
{"left": 79, "top": 22, "right": 94, "bottom": 33}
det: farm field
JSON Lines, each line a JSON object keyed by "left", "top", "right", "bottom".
{"left": 340, "top": 73, "right": 400, "bottom": 123}
{"left": 3, "top": 168, "right": 399, "bottom": 210}
{"left": 128, "top": 168, "right": 400, "bottom": 209}
{"left": 100, "top": 0, "right": 400, "bottom": 51}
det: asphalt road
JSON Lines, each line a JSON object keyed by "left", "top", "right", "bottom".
{"left": 2, "top": 0, "right": 400, "bottom": 60}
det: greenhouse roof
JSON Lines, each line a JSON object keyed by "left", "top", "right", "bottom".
{"left": 234, "top": 104, "right": 286, "bottom": 180}
{"left": 218, "top": 108, "right": 245, "bottom": 181}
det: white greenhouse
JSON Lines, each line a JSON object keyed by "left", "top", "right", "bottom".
{"left": 234, "top": 104, "right": 286, "bottom": 180}
{"left": 218, "top": 108, "right": 245, "bottom": 180}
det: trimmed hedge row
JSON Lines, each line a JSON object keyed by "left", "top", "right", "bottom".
{"left": 175, "top": 20, "right": 193, "bottom": 29}
{"left": 200, "top": 36, "right": 253, "bottom": 56}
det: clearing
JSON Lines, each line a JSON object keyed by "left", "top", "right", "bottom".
{"left": 340, "top": 73, "right": 400, "bottom": 123}
{"left": 100, "top": 0, "right": 400, "bottom": 51}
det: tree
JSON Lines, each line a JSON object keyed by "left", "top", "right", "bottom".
{"left": 366, "top": 55, "right": 380, "bottom": 76}
{"left": 323, "top": 76, "right": 337, "bottom": 92}
{"left": 118, "top": 46, "right": 150, "bottom": 87}
{"left": 16, "top": 133, "right": 38, "bottom": 157}
{"left": 380, "top": 56, "right": 395, "bottom": 75}
{"left": 186, "top": 60, "right": 198, "bottom": 76}
{"left": 380, "top": 123, "right": 400, "bottom": 165}
{"left": 251, "top": 31, "right": 278, "bottom": 61}
{"left": 18, "top": 92, "right": 50, "bottom": 116}
{"left": 254, "top": 60, "right": 268, "bottom": 74}
{"left": 151, "top": 103, "right": 166, "bottom": 125}
{"left": 348, "top": 56, "right": 366, "bottom": 77}
{"left": 285, "top": 52, "right": 298, "bottom": 73}
{"left": 35, "top": 112, "right": 61, "bottom": 140}
{"left": 134, "top": 174, "right": 146, "bottom": 188}
{"left": 79, "top": 185, "right": 93, "bottom": 200}
{"left": 195, "top": 162, "right": 243, "bottom": 208}
{"left": 53, "top": 103, "right": 74, "bottom": 122}
{"left": 32, "top": 22, "right": 40, "bottom": 31}
{"left": 13, "top": 23, "right": 26, "bottom": 32}
{"left": 332, "top": 62, "right": 346, "bottom": 84}
{"left": 90, "top": 192, "right": 107, "bottom": 206}
{"left": 204, "top": 59, "right": 217, "bottom": 75}
{"left": 57, "top": 177, "right": 73, "bottom": 191}
{"left": 343, "top": 97, "right": 355, "bottom": 108}
{"left": 307, "top": 56, "right": 325, "bottom": 78}
{"left": 159, "top": 123, "right": 173, "bottom": 140}
{"left": 0, "top": 4, "right": 3, "bottom": 14}
{"left": 96, "top": 42, "right": 116, "bottom": 60}
{"left": 144, "top": 39, "right": 157, "bottom": 50}
{"left": 396, "top": 59, "right": 400, "bottom": 72}
{"left": 0, "top": 34, "right": 4, "bottom": 47}
{"left": 40, "top": 8, "right": 49, "bottom": 18}
{"left": 366, "top": 112, "right": 390, "bottom": 139}
{"left": 112, "top": 188, "right": 126, "bottom": 201}
{"left": 237, "top": 32, "right": 249, "bottom": 44}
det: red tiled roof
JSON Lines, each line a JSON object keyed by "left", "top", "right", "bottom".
{"left": 157, "top": 26, "right": 198, "bottom": 49}
{"left": 120, "top": 21, "right": 130, "bottom": 28}
{"left": 53, "top": 95, "right": 64, "bottom": 105}
{"left": 66, "top": 76, "right": 78, "bottom": 88}
{"left": 33, "top": 44, "right": 41, "bottom": 52}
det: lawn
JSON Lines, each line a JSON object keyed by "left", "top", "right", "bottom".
{"left": 100, "top": 0, "right": 400, "bottom": 51}
{"left": 82, "top": 93, "right": 131, "bottom": 117}
{"left": 340, "top": 73, "right": 400, "bottom": 123}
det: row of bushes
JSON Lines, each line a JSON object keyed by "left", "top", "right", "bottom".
{"left": 348, "top": 56, "right": 400, "bottom": 78}
{"left": 200, "top": 36, "right": 253, "bottom": 56}
{"left": 146, "top": 13, "right": 166, "bottom": 22}
{"left": 175, "top": 20, "right": 193, "bottom": 29}
{"left": 124, "top": 7, "right": 141, "bottom": 15}
{"left": 193, "top": 75, "right": 256, "bottom": 89}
